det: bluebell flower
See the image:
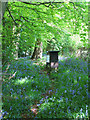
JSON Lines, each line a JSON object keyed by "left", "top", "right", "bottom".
{"left": 77, "top": 91, "right": 80, "bottom": 95}
{"left": 3, "top": 111, "right": 8, "bottom": 115}
{"left": 60, "top": 96, "right": 62, "bottom": 100}
{"left": 45, "top": 96, "right": 48, "bottom": 99}
{"left": 40, "top": 101, "right": 42, "bottom": 104}
{"left": 27, "top": 75, "right": 30, "bottom": 78}
{"left": 82, "top": 96, "right": 84, "bottom": 99}
{"left": 15, "top": 66, "right": 16, "bottom": 68}
{"left": 72, "top": 90, "right": 76, "bottom": 95}
{"left": 20, "top": 95, "right": 23, "bottom": 98}
{"left": 70, "top": 89, "right": 72, "bottom": 92}
{"left": 65, "top": 90, "right": 67, "bottom": 93}
{"left": 58, "top": 104, "right": 60, "bottom": 107}
{"left": 86, "top": 105, "right": 88, "bottom": 115}
{"left": 37, "top": 104, "right": 40, "bottom": 107}
{"left": 66, "top": 98, "right": 68, "bottom": 103}
{"left": 84, "top": 84, "right": 87, "bottom": 88}
{"left": 49, "top": 90, "right": 52, "bottom": 94}
{"left": 31, "top": 76, "right": 33, "bottom": 79}
{"left": 23, "top": 87, "right": 25, "bottom": 90}
{"left": 76, "top": 83, "right": 79, "bottom": 86}
{"left": 79, "top": 87, "right": 82, "bottom": 89}
{"left": 16, "top": 97, "right": 18, "bottom": 99}
{"left": 61, "top": 86, "right": 64, "bottom": 89}
{"left": 86, "top": 109, "right": 88, "bottom": 116}
{"left": 10, "top": 106, "right": 12, "bottom": 110}
{"left": 49, "top": 111, "right": 51, "bottom": 114}
{"left": 80, "top": 108, "right": 83, "bottom": 115}
{"left": 45, "top": 99, "right": 48, "bottom": 103}
{"left": 17, "top": 91, "right": 19, "bottom": 94}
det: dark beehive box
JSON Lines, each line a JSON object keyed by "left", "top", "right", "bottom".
{"left": 47, "top": 51, "right": 59, "bottom": 68}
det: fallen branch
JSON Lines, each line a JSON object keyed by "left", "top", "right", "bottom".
{"left": 8, "top": 71, "right": 17, "bottom": 80}
{"left": 3, "top": 71, "right": 17, "bottom": 83}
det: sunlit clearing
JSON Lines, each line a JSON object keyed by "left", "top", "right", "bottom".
{"left": 15, "top": 77, "right": 29, "bottom": 85}
{"left": 74, "top": 79, "right": 77, "bottom": 84}
{"left": 57, "top": 98, "right": 63, "bottom": 103}
{"left": 66, "top": 69, "right": 70, "bottom": 73}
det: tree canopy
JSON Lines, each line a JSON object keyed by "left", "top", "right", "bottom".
{"left": 2, "top": 0, "right": 88, "bottom": 63}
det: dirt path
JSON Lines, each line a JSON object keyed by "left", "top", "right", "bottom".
{"left": 21, "top": 66, "right": 57, "bottom": 118}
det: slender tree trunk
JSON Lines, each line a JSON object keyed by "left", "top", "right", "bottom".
{"left": 1, "top": 1, "right": 8, "bottom": 20}
{"left": 31, "top": 38, "right": 42, "bottom": 59}
{"left": 0, "top": 1, "right": 8, "bottom": 117}
{"left": 13, "top": 26, "right": 19, "bottom": 59}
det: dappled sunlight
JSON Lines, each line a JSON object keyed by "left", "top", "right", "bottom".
{"left": 66, "top": 69, "right": 70, "bottom": 73}
{"left": 2, "top": 0, "right": 88, "bottom": 118}
{"left": 14, "top": 77, "right": 30, "bottom": 85}
{"left": 2, "top": 57, "right": 88, "bottom": 119}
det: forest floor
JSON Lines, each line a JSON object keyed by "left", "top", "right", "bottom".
{"left": 2, "top": 56, "right": 88, "bottom": 119}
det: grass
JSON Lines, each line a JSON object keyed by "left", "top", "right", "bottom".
{"left": 2, "top": 57, "right": 88, "bottom": 119}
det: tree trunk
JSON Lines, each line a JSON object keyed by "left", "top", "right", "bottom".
{"left": 31, "top": 39, "right": 42, "bottom": 59}
{"left": 0, "top": 1, "right": 8, "bottom": 20}
{"left": 0, "top": 1, "right": 8, "bottom": 117}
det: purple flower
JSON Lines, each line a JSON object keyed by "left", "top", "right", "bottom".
{"left": 66, "top": 98, "right": 68, "bottom": 103}
{"left": 60, "top": 96, "right": 63, "bottom": 100}
{"left": 77, "top": 91, "right": 80, "bottom": 95}
{"left": 79, "top": 87, "right": 82, "bottom": 89}
{"left": 84, "top": 84, "right": 87, "bottom": 88}
{"left": 65, "top": 90, "right": 67, "bottom": 93}
{"left": 40, "top": 101, "right": 42, "bottom": 104}
{"left": 45, "top": 96, "right": 48, "bottom": 99}
{"left": 76, "top": 83, "right": 79, "bottom": 86}
{"left": 23, "top": 87, "right": 25, "bottom": 90}
{"left": 16, "top": 97, "right": 18, "bottom": 99}
{"left": 49, "top": 90, "right": 52, "bottom": 94}
{"left": 3, "top": 111, "right": 8, "bottom": 115}
{"left": 70, "top": 89, "right": 72, "bottom": 92}
{"left": 10, "top": 106, "right": 12, "bottom": 110}
{"left": 20, "top": 95, "right": 23, "bottom": 98}
{"left": 72, "top": 90, "right": 75, "bottom": 95}
{"left": 10, "top": 88, "right": 13, "bottom": 91}
{"left": 49, "top": 111, "right": 51, "bottom": 114}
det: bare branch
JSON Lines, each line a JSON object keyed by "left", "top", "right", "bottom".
{"left": 17, "top": 0, "right": 64, "bottom": 6}
{"left": 7, "top": 7, "right": 18, "bottom": 25}
{"left": 20, "top": 16, "right": 29, "bottom": 22}
{"left": 12, "top": 4, "right": 49, "bottom": 14}
{"left": 70, "top": 2, "right": 78, "bottom": 10}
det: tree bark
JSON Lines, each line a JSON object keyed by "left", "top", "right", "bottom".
{"left": 31, "top": 38, "right": 42, "bottom": 59}
{"left": 0, "top": 1, "right": 8, "bottom": 20}
{"left": 0, "top": 1, "right": 8, "bottom": 117}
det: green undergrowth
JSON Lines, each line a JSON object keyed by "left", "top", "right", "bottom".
{"left": 2, "top": 59, "right": 51, "bottom": 118}
{"left": 37, "top": 58, "right": 88, "bottom": 118}
{"left": 2, "top": 57, "right": 89, "bottom": 119}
